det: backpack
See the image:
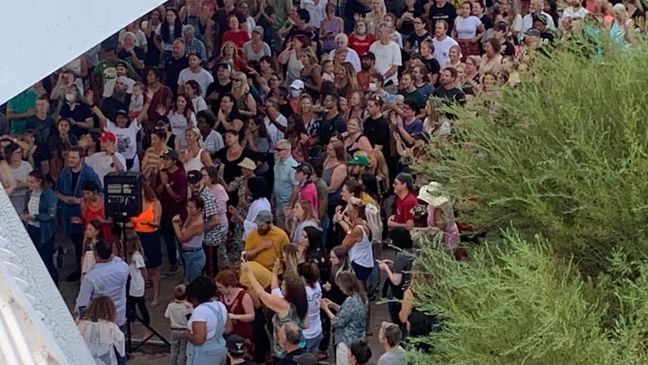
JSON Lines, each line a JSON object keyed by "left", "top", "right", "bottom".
{"left": 365, "top": 203, "right": 383, "bottom": 245}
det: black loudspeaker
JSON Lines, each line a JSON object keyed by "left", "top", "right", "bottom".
{"left": 104, "top": 172, "right": 142, "bottom": 219}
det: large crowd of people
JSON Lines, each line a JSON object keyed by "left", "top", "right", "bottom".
{"left": 0, "top": 0, "right": 645, "bottom": 364}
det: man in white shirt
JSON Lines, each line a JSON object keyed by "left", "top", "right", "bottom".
{"left": 85, "top": 132, "right": 126, "bottom": 182}
{"left": 369, "top": 22, "right": 402, "bottom": 94}
{"left": 263, "top": 98, "right": 288, "bottom": 151}
{"left": 177, "top": 53, "right": 214, "bottom": 98}
{"left": 328, "top": 33, "right": 361, "bottom": 71}
{"left": 432, "top": 20, "right": 459, "bottom": 68}
{"left": 522, "top": 0, "right": 556, "bottom": 33}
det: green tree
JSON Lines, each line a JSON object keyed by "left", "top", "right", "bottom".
{"left": 409, "top": 41, "right": 648, "bottom": 364}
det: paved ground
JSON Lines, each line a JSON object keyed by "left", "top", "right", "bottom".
{"left": 58, "top": 238, "right": 393, "bottom": 364}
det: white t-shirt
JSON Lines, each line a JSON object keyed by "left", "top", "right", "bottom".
{"left": 165, "top": 301, "right": 193, "bottom": 329}
{"left": 192, "top": 96, "right": 209, "bottom": 113}
{"left": 562, "top": 6, "right": 588, "bottom": 20}
{"left": 128, "top": 251, "right": 146, "bottom": 297}
{"left": 107, "top": 120, "right": 141, "bottom": 161}
{"left": 264, "top": 114, "right": 288, "bottom": 151}
{"left": 304, "top": 283, "right": 322, "bottom": 339}
{"left": 177, "top": 67, "right": 214, "bottom": 98}
{"left": 86, "top": 151, "right": 127, "bottom": 183}
{"left": 169, "top": 111, "right": 197, "bottom": 150}
{"left": 369, "top": 41, "right": 403, "bottom": 86}
{"left": 433, "top": 36, "right": 459, "bottom": 68}
{"left": 187, "top": 301, "right": 228, "bottom": 340}
{"left": 454, "top": 16, "right": 482, "bottom": 39}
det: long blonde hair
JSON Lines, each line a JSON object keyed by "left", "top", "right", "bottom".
{"left": 368, "top": 150, "right": 390, "bottom": 186}
{"left": 282, "top": 243, "right": 302, "bottom": 274}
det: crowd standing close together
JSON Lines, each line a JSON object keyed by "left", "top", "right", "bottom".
{"left": 1, "top": 0, "right": 645, "bottom": 364}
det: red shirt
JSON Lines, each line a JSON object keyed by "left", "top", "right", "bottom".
{"left": 222, "top": 30, "right": 250, "bottom": 49}
{"left": 394, "top": 192, "right": 417, "bottom": 224}
{"left": 348, "top": 33, "right": 376, "bottom": 57}
{"left": 299, "top": 181, "right": 319, "bottom": 214}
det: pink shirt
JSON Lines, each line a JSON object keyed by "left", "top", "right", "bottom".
{"left": 207, "top": 183, "right": 229, "bottom": 231}
{"left": 300, "top": 181, "right": 319, "bottom": 214}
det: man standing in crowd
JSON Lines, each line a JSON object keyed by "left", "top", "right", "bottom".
{"left": 432, "top": 20, "right": 458, "bottom": 68}
{"left": 388, "top": 173, "right": 417, "bottom": 231}
{"left": 164, "top": 39, "right": 189, "bottom": 95}
{"left": 429, "top": 0, "right": 457, "bottom": 34}
{"left": 329, "top": 33, "right": 361, "bottom": 72}
{"left": 155, "top": 150, "right": 188, "bottom": 276}
{"left": 178, "top": 53, "right": 213, "bottom": 98}
{"left": 85, "top": 132, "right": 126, "bottom": 183}
{"left": 25, "top": 95, "right": 54, "bottom": 175}
{"left": 273, "top": 139, "right": 299, "bottom": 229}
{"left": 75, "top": 239, "right": 129, "bottom": 328}
{"left": 369, "top": 23, "right": 402, "bottom": 94}
{"left": 183, "top": 25, "right": 208, "bottom": 62}
{"left": 244, "top": 210, "right": 289, "bottom": 271}
{"left": 433, "top": 68, "right": 467, "bottom": 106}
{"left": 56, "top": 146, "right": 102, "bottom": 281}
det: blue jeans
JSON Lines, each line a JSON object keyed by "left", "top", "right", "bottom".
{"left": 304, "top": 332, "right": 323, "bottom": 353}
{"left": 182, "top": 249, "right": 206, "bottom": 283}
{"left": 26, "top": 224, "right": 58, "bottom": 284}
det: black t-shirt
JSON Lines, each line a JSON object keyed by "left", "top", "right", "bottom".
{"left": 117, "top": 47, "right": 146, "bottom": 69}
{"left": 363, "top": 116, "right": 391, "bottom": 156}
{"left": 71, "top": 170, "right": 80, "bottom": 191}
{"left": 164, "top": 56, "right": 189, "bottom": 95}
{"left": 318, "top": 113, "right": 347, "bottom": 146}
{"left": 500, "top": 41, "right": 516, "bottom": 57}
{"left": 206, "top": 80, "right": 233, "bottom": 112}
{"left": 25, "top": 116, "right": 54, "bottom": 148}
{"left": 100, "top": 95, "right": 131, "bottom": 122}
{"left": 429, "top": 2, "right": 457, "bottom": 33}
{"left": 433, "top": 86, "right": 466, "bottom": 105}
{"left": 60, "top": 102, "right": 94, "bottom": 137}
{"left": 480, "top": 14, "right": 494, "bottom": 30}
{"left": 422, "top": 57, "right": 441, "bottom": 76}
{"left": 406, "top": 31, "right": 430, "bottom": 53}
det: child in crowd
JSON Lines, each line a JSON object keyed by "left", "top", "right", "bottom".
{"left": 126, "top": 230, "right": 150, "bottom": 327}
{"left": 128, "top": 82, "right": 145, "bottom": 119}
{"left": 165, "top": 284, "right": 193, "bottom": 365}
{"left": 81, "top": 220, "right": 103, "bottom": 277}
{"left": 77, "top": 296, "right": 126, "bottom": 365}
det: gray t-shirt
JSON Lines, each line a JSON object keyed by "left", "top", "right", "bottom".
{"left": 242, "top": 41, "right": 272, "bottom": 62}
{"left": 378, "top": 346, "right": 408, "bottom": 365}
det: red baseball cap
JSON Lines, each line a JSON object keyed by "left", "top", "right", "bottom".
{"left": 99, "top": 132, "right": 116, "bottom": 143}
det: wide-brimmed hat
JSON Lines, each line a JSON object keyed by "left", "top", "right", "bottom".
{"left": 237, "top": 157, "right": 256, "bottom": 171}
{"left": 418, "top": 181, "right": 450, "bottom": 207}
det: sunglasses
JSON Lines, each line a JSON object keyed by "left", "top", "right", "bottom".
{"left": 276, "top": 148, "right": 287, "bottom": 152}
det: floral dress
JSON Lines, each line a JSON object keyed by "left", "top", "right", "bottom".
{"left": 226, "top": 176, "right": 251, "bottom": 264}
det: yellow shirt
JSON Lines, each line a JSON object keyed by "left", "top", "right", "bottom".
{"left": 361, "top": 192, "right": 378, "bottom": 207}
{"left": 239, "top": 261, "right": 272, "bottom": 292}
{"left": 244, "top": 226, "right": 289, "bottom": 270}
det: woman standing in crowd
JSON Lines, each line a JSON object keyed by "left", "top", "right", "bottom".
{"left": 202, "top": 165, "right": 230, "bottom": 268}
{"left": 289, "top": 200, "right": 320, "bottom": 243}
{"left": 162, "top": 94, "right": 197, "bottom": 150}
{"left": 59, "top": 85, "right": 93, "bottom": 137}
{"left": 5, "top": 142, "right": 33, "bottom": 212}
{"left": 172, "top": 195, "right": 206, "bottom": 284}
{"left": 215, "top": 130, "right": 255, "bottom": 185}
{"left": 131, "top": 183, "right": 163, "bottom": 306}
{"left": 141, "top": 127, "right": 170, "bottom": 183}
{"left": 241, "top": 260, "right": 308, "bottom": 360}
{"left": 22, "top": 170, "right": 58, "bottom": 283}
{"left": 184, "top": 80, "right": 208, "bottom": 112}
{"left": 322, "top": 140, "right": 348, "bottom": 241}
{"left": 343, "top": 118, "right": 372, "bottom": 157}
{"left": 196, "top": 111, "right": 224, "bottom": 156}
{"left": 156, "top": 8, "right": 183, "bottom": 66}
{"left": 80, "top": 182, "right": 113, "bottom": 244}
{"left": 454, "top": 1, "right": 484, "bottom": 58}
{"left": 215, "top": 269, "right": 255, "bottom": 351}
{"left": 185, "top": 276, "right": 231, "bottom": 365}
{"left": 230, "top": 72, "right": 257, "bottom": 118}
{"left": 321, "top": 271, "right": 368, "bottom": 365}
{"left": 181, "top": 127, "right": 212, "bottom": 172}
{"left": 223, "top": 15, "right": 251, "bottom": 50}
{"left": 225, "top": 157, "right": 255, "bottom": 263}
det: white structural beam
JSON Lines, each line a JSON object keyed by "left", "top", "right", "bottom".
{"left": 0, "top": 0, "right": 166, "bottom": 104}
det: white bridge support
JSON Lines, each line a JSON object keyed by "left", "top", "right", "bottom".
{"left": 0, "top": 1, "right": 166, "bottom": 363}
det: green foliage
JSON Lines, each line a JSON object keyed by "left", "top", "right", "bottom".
{"left": 408, "top": 41, "right": 648, "bottom": 364}
{"left": 428, "top": 41, "right": 648, "bottom": 270}
{"left": 409, "top": 232, "right": 648, "bottom": 365}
